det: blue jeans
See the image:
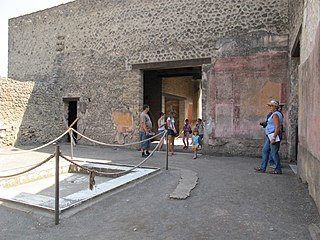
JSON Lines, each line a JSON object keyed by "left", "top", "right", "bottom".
{"left": 140, "top": 131, "right": 150, "bottom": 150}
{"left": 260, "top": 137, "right": 281, "bottom": 172}
{"left": 269, "top": 159, "right": 275, "bottom": 166}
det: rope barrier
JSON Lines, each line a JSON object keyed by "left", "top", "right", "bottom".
{"left": 175, "top": 130, "right": 183, "bottom": 140}
{"left": 0, "top": 126, "right": 166, "bottom": 156}
{"left": 59, "top": 132, "right": 166, "bottom": 189}
{"left": 0, "top": 129, "right": 71, "bottom": 155}
{"left": 0, "top": 126, "right": 167, "bottom": 191}
{"left": 0, "top": 128, "right": 168, "bottom": 225}
{"left": 60, "top": 131, "right": 165, "bottom": 177}
{"left": 0, "top": 153, "right": 56, "bottom": 178}
{"left": 71, "top": 128, "right": 165, "bottom": 147}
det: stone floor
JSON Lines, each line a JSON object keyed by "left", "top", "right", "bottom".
{"left": 0, "top": 143, "right": 319, "bottom": 240}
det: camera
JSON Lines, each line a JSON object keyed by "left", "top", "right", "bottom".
{"left": 259, "top": 121, "right": 267, "bottom": 128}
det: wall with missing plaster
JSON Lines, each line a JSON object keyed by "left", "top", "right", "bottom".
{"left": 202, "top": 31, "right": 289, "bottom": 156}
{"left": 3, "top": 0, "right": 289, "bottom": 153}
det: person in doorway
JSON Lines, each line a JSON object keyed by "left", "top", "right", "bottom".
{"left": 182, "top": 119, "right": 191, "bottom": 150}
{"left": 167, "top": 111, "right": 177, "bottom": 155}
{"left": 157, "top": 112, "right": 166, "bottom": 151}
{"left": 191, "top": 129, "right": 201, "bottom": 159}
{"left": 255, "top": 99, "right": 283, "bottom": 174}
{"left": 140, "top": 104, "right": 153, "bottom": 157}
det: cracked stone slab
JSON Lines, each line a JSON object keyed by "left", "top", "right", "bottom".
{"left": 169, "top": 169, "right": 198, "bottom": 200}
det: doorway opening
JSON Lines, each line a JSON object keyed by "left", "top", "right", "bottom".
{"left": 290, "top": 24, "right": 301, "bottom": 163}
{"left": 143, "top": 67, "right": 202, "bottom": 134}
{"left": 63, "top": 98, "right": 78, "bottom": 142}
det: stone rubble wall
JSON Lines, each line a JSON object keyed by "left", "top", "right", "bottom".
{"left": 0, "top": 76, "right": 68, "bottom": 146}
{"left": 0, "top": 77, "right": 34, "bottom": 146}
{"left": 288, "top": 0, "right": 304, "bottom": 49}
{"left": 6, "top": 0, "right": 289, "bottom": 152}
{"left": 287, "top": 0, "right": 304, "bottom": 162}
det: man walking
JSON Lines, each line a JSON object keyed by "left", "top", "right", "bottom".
{"left": 140, "top": 104, "right": 153, "bottom": 157}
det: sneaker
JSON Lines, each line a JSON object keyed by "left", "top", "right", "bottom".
{"left": 254, "top": 167, "right": 266, "bottom": 173}
{"left": 142, "top": 152, "right": 147, "bottom": 157}
{"left": 146, "top": 151, "right": 151, "bottom": 156}
{"left": 269, "top": 164, "right": 276, "bottom": 169}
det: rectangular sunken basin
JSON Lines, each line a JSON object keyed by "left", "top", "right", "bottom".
{"left": 0, "top": 162, "right": 159, "bottom": 212}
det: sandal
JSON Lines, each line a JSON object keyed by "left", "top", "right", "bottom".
{"left": 254, "top": 167, "right": 266, "bottom": 173}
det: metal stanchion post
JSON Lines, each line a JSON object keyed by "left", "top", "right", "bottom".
{"left": 166, "top": 132, "right": 169, "bottom": 170}
{"left": 54, "top": 143, "right": 60, "bottom": 225}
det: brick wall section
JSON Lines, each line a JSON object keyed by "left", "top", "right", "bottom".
{"left": 6, "top": 0, "right": 288, "bottom": 150}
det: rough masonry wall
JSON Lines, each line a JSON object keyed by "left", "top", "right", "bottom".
{"left": 288, "top": 0, "right": 304, "bottom": 47}
{"left": 0, "top": 77, "right": 66, "bottom": 146}
{"left": 0, "top": 78, "right": 34, "bottom": 146}
{"left": 287, "top": 0, "right": 304, "bottom": 161}
{"left": 298, "top": 0, "right": 320, "bottom": 211}
{"left": 6, "top": 0, "right": 288, "bottom": 149}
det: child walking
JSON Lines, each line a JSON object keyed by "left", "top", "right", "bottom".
{"left": 191, "top": 129, "right": 200, "bottom": 159}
